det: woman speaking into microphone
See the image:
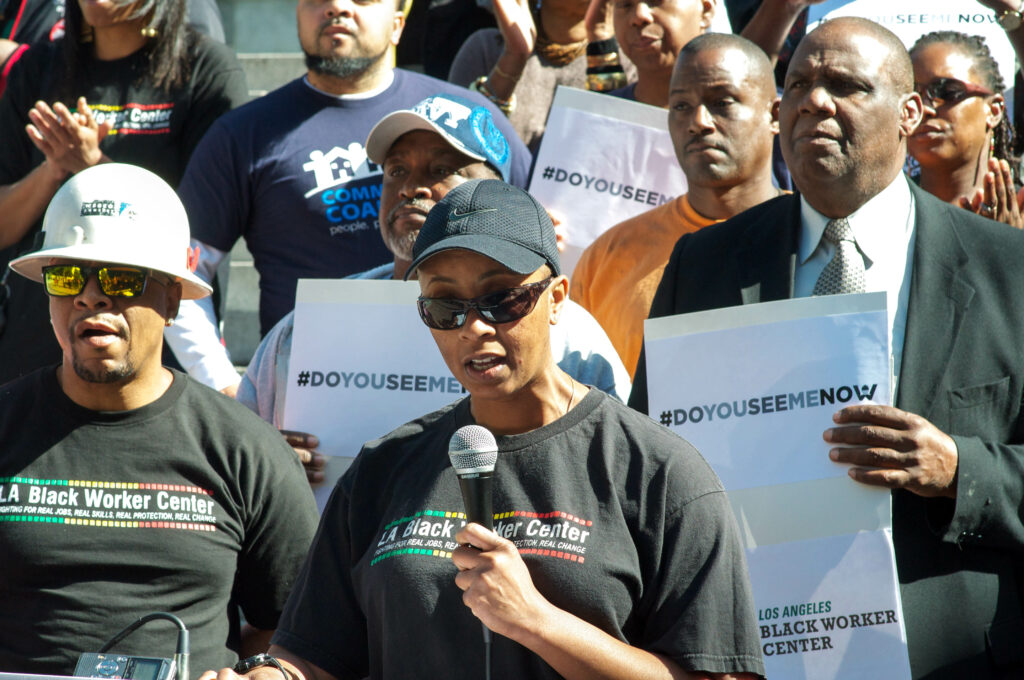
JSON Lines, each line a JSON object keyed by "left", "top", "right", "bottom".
{"left": 205, "top": 181, "right": 764, "bottom": 680}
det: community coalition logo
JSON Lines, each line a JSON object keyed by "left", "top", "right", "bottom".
{"left": 658, "top": 383, "right": 879, "bottom": 427}
{"left": 302, "top": 143, "right": 383, "bottom": 232}
{"left": 538, "top": 165, "right": 674, "bottom": 207}
{"left": 294, "top": 369, "right": 467, "bottom": 395}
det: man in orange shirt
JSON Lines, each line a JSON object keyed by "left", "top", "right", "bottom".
{"left": 571, "top": 32, "right": 782, "bottom": 377}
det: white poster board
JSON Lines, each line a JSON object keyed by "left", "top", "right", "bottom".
{"left": 529, "top": 87, "right": 686, "bottom": 276}
{"left": 808, "top": 0, "right": 1018, "bottom": 90}
{"left": 282, "top": 279, "right": 466, "bottom": 508}
{"left": 644, "top": 294, "right": 912, "bottom": 680}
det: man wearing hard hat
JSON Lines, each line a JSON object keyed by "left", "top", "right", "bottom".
{"left": 0, "top": 163, "right": 318, "bottom": 679}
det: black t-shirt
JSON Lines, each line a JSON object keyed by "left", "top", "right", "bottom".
{"left": 0, "top": 34, "right": 246, "bottom": 194}
{"left": 1, "top": 0, "right": 63, "bottom": 43}
{"left": 1, "top": 0, "right": 223, "bottom": 44}
{"left": 0, "top": 368, "right": 319, "bottom": 678}
{"left": 274, "top": 389, "right": 765, "bottom": 679}
{"left": 0, "top": 33, "right": 247, "bottom": 384}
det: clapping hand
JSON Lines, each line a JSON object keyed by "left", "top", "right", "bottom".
{"left": 959, "top": 157, "right": 1024, "bottom": 229}
{"left": 26, "top": 96, "right": 112, "bottom": 180}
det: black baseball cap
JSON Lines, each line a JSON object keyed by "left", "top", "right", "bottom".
{"left": 404, "top": 179, "right": 561, "bottom": 279}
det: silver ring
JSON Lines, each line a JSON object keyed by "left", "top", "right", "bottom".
{"left": 980, "top": 202, "right": 995, "bottom": 215}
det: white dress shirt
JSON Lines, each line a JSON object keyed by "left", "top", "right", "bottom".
{"left": 794, "top": 173, "right": 916, "bottom": 396}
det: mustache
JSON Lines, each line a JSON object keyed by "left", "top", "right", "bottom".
{"left": 386, "top": 197, "right": 434, "bottom": 228}
{"left": 320, "top": 16, "right": 357, "bottom": 34}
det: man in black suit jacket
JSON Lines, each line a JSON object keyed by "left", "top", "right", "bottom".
{"left": 630, "top": 16, "right": 1024, "bottom": 680}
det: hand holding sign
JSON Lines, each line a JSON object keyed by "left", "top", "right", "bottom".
{"left": 826, "top": 405, "right": 959, "bottom": 499}
{"left": 281, "top": 430, "right": 327, "bottom": 485}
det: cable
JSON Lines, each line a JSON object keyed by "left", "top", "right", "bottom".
{"left": 483, "top": 634, "right": 491, "bottom": 680}
{"left": 97, "top": 612, "right": 190, "bottom": 680}
{"left": 482, "top": 625, "right": 491, "bottom": 680}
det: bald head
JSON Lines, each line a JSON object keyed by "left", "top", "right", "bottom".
{"left": 779, "top": 17, "right": 922, "bottom": 217}
{"left": 800, "top": 17, "right": 914, "bottom": 93}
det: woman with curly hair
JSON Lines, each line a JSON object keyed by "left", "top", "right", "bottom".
{"left": 908, "top": 30, "right": 1022, "bottom": 228}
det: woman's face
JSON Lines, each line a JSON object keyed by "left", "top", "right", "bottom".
{"left": 908, "top": 42, "right": 1002, "bottom": 170}
{"left": 78, "top": 0, "right": 141, "bottom": 29}
{"left": 416, "top": 249, "right": 558, "bottom": 406}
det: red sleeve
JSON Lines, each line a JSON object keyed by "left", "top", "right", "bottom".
{"left": 0, "top": 42, "right": 29, "bottom": 98}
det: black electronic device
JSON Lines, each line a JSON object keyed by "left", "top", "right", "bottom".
{"left": 73, "top": 612, "right": 189, "bottom": 680}
{"left": 73, "top": 653, "right": 174, "bottom": 680}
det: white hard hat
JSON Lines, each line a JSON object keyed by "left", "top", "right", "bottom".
{"left": 9, "top": 163, "right": 212, "bottom": 299}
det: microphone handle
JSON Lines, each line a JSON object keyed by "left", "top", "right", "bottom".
{"left": 456, "top": 471, "right": 495, "bottom": 651}
{"left": 457, "top": 472, "right": 493, "bottom": 531}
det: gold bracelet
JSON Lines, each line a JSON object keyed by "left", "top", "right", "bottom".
{"left": 491, "top": 63, "right": 520, "bottom": 81}
{"left": 587, "top": 52, "right": 620, "bottom": 68}
{"left": 471, "top": 76, "right": 516, "bottom": 115}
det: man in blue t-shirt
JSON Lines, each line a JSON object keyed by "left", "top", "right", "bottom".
{"left": 235, "top": 94, "right": 630, "bottom": 473}
{"left": 168, "top": 0, "right": 531, "bottom": 394}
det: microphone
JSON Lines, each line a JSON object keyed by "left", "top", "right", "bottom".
{"left": 449, "top": 425, "right": 498, "bottom": 658}
{"left": 448, "top": 425, "right": 497, "bottom": 531}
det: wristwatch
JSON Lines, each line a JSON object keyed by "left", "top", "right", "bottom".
{"left": 997, "top": 0, "right": 1024, "bottom": 31}
{"left": 233, "top": 654, "right": 290, "bottom": 680}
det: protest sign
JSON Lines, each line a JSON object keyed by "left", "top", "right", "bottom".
{"left": 808, "top": 0, "right": 1017, "bottom": 88}
{"left": 645, "top": 293, "right": 912, "bottom": 679}
{"left": 528, "top": 87, "right": 686, "bottom": 275}
{"left": 283, "top": 279, "right": 466, "bottom": 508}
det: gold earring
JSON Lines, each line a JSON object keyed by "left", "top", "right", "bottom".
{"left": 141, "top": 26, "right": 158, "bottom": 38}
{"left": 165, "top": 318, "right": 174, "bottom": 327}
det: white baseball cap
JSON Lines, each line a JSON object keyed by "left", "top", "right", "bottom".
{"left": 9, "top": 163, "right": 212, "bottom": 299}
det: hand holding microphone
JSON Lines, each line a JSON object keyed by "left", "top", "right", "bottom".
{"left": 449, "top": 426, "right": 552, "bottom": 645}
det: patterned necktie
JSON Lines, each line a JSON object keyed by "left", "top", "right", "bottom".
{"left": 812, "top": 218, "right": 866, "bottom": 295}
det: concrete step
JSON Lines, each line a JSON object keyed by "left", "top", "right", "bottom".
{"left": 221, "top": 240, "right": 261, "bottom": 368}
{"left": 237, "top": 53, "right": 306, "bottom": 99}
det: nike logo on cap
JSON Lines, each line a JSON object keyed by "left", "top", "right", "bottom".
{"left": 449, "top": 207, "right": 498, "bottom": 221}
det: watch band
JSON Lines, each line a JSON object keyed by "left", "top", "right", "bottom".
{"left": 233, "top": 653, "right": 290, "bottom": 680}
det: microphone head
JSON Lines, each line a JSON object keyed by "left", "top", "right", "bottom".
{"left": 448, "top": 425, "right": 498, "bottom": 474}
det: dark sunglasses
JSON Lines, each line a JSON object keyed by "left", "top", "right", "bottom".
{"left": 417, "top": 277, "right": 554, "bottom": 330}
{"left": 41, "top": 264, "right": 162, "bottom": 298}
{"left": 917, "top": 77, "right": 993, "bottom": 108}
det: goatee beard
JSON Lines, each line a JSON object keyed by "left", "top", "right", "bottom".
{"left": 305, "top": 52, "right": 380, "bottom": 80}
{"left": 72, "top": 354, "right": 136, "bottom": 384}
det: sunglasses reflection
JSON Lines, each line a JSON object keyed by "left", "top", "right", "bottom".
{"left": 42, "top": 265, "right": 154, "bottom": 298}
{"left": 417, "top": 278, "right": 555, "bottom": 330}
